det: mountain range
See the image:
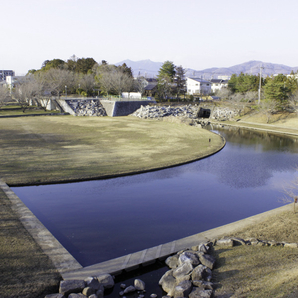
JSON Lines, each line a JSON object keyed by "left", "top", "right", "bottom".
{"left": 115, "top": 59, "right": 298, "bottom": 79}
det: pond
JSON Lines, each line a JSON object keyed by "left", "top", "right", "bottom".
{"left": 12, "top": 126, "right": 298, "bottom": 268}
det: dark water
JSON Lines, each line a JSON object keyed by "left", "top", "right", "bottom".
{"left": 12, "top": 126, "right": 298, "bottom": 268}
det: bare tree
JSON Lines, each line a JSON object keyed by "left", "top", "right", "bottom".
{"left": 99, "top": 68, "right": 134, "bottom": 97}
{"left": 133, "top": 77, "right": 147, "bottom": 97}
{"left": 13, "top": 77, "right": 43, "bottom": 112}
{"left": 36, "top": 68, "right": 76, "bottom": 97}
{"left": 216, "top": 87, "right": 232, "bottom": 100}
{"left": 0, "top": 85, "right": 10, "bottom": 107}
{"left": 259, "top": 99, "right": 278, "bottom": 123}
{"left": 77, "top": 73, "right": 95, "bottom": 96}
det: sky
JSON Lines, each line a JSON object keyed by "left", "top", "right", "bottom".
{"left": 2, "top": 0, "right": 298, "bottom": 75}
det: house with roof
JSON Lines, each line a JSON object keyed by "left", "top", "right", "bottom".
{"left": 186, "top": 77, "right": 212, "bottom": 95}
{"left": 210, "top": 79, "right": 229, "bottom": 93}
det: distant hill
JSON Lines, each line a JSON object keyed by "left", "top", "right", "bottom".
{"left": 115, "top": 59, "right": 163, "bottom": 78}
{"left": 115, "top": 59, "right": 298, "bottom": 79}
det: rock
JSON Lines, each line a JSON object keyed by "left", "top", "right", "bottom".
{"left": 189, "top": 287, "right": 213, "bottom": 298}
{"left": 173, "top": 262, "right": 193, "bottom": 280}
{"left": 150, "top": 294, "right": 157, "bottom": 298}
{"left": 97, "top": 273, "right": 114, "bottom": 289}
{"left": 123, "top": 285, "right": 136, "bottom": 294}
{"left": 134, "top": 279, "right": 145, "bottom": 291}
{"left": 231, "top": 237, "right": 247, "bottom": 246}
{"left": 192, "top": 280, "right": 214, "bottom": 289}
{"left": 68, "top": 294, "right": 86, "bottom": 298}
{"left": 284, "top": 242, "right": 298, "bottom": 248}
{"left": 59, "top": 280, "right": 85, "bottom": 296}
{"left": 159, "top": 270, "right": 177, "bottom": 295}
{"left": 165, "top": 255, "right": 179, "bottom": 269}
{"left": 120, "top": 284, "right": 126, "bottom": 289}
{"left": 198, "top": 243, "right": 209, "bottom": 253}
{"left": 191, "top": 264, "right": 208, "bottom": 281}
{"left": 96, "top": 289, "right": 104, "bottom": 298}
{"left": 88, "top": 295, "right": 98, "bottom": 298}
{"left": 216, "top": 238, "right": 234, "bottom": 247}
{"left": 44, "top": 294, "right": 65, "bottom": 298}
{"left": 82, "top": 286, "right": 95, "bottom": 296}
{"left": 178, "top": 251, "right": 200, "bottom": 266}
{"left": 268, "top": 240, "right": 280, "bottom": 246}
{"left": 198, "top": 254, "right": 216, "bottom": 270}
{"left": 173, "top": 280, "right": 192, "bottom": 298}
{"left": 132, "top": 104, "right": 199, "bottom": 120}
{"left": 84, "top": 277, "right": 103, "bottom": 291}
{"left": 205, "top": 267, "right": 212, "bottom": 282}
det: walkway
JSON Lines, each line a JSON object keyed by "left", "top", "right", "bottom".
{"left": 210, "top": 120, "right": 298, "bottom": 137}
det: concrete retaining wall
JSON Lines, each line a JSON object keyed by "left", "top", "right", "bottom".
{"left": 111, "top": 100, "right": 155, "bottom": 117}
{"left": 53, "top": 98, "right": 155, "bottom": 117}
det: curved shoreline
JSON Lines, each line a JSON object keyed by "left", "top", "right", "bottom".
{"left": 8, "top": 130, "right": 226, "bottom": 187}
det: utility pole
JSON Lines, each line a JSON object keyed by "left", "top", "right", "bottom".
{"left": 258, "top": 64, "right": 264, "bottom": 104}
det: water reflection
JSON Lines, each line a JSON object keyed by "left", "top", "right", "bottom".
{"left": 12, "top": 127, "right": 298, "bottom": 266}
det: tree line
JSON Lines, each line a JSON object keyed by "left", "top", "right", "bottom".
{"left": 1, "top": 57, "right": 187, "bottom": 110}
{"left": 217, "top": 72, "right": 298, "bottom": 122}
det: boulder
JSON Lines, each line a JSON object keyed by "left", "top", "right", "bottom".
{"left": 68, "top": 294, "right": 86, "bottom": 298}
{"left": 178, "top": 251, "right": 200, "bottom": 266}
{"left": 189, "top": 287, "right": 213, "bottom": 298}
{"left": 85, "top": 277, "right": 103, "bottom": 291}
{"left": 198, "top": 243, "right": 209, "bottom": 253}
{"left": 59, "top": 280, "right": 85, "bottom": 296}
{"left": 199, "top": 254, "right": 216, "bottom": 270}
{"left": 173, "top": 262, "right": 193, "bottom": 280}
{"left": 173, "top": 280, "right": 192, "bottom": 298}
{"left": 165, "top": 255, "right": 179, "bottom": 269}
{"left": 192, "top": 280, "right": 214, "bottom": 290}
{"left": 134, "top": 279, "right": 146, "bottom": 291}
{"left": 191, "top": 264, "right": 208, "bottom": 281}
{"left": 284, "top": 242, "right": 298, "bottom": 248}
{"left": 159, "top": 270, "right": 177, "bottom": 295}
{"left": 123, "top": 285, "right": 136, "bottom": 294}
{"left": 97, "top": 273, "right": 114, "bottom": 289}
{"left": 231, "top": 237, "right": 247, "bottom": 246}
{"left": 82, "top": 286, "right": 95, "bottom": 296}
{"left": 216, "top": 238, "right": 234, "bottom": 247}
{"left": 96, "top": 289, "right": 104, "bottom": 298}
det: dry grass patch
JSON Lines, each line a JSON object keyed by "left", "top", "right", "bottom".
{"left": 0, "top": 115, "right": 224, "bottom": 185}
{"left": 213, "top": 209, "right": 298, "bottom": 297}
{"left": 0, "top": 188, "right": 60, "bottom": 298}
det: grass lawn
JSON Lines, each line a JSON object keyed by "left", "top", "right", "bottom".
{"left": 0, "top": 115, "right": 224, "bottom": 185}
{"left": 213, "top": 207, "right": 298, "bottom": 297}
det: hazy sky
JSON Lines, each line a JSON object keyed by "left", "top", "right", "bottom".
{"left": 2, "top": 0, "right": 298, "bottom": 75}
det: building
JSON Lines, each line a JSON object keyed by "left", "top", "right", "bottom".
{"left": 210, "top": 79, "right": 229, "bottom": 93}
{"left": 186, "top": 77, "right": 212, "bottom": 95}
{"left": 0, "top": 70, "right": 15, "bottom": 81}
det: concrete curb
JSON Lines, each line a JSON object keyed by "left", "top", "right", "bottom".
{"left": 0, "top": 179, "right": 82, "bottom": 274}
